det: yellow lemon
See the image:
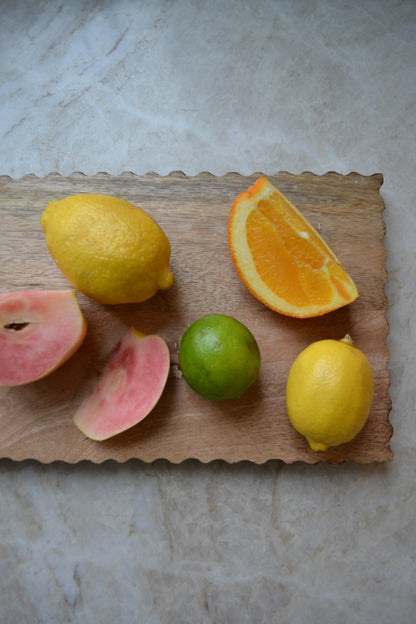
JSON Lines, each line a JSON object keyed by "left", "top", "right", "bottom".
{"left": 41, "top": 194, "right": 174, "bottom": 304}
{"left": 286, "top": 335, "right": 374, "bottom": 451}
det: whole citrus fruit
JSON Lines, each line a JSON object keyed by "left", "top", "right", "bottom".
{"left": 286, "top": 335, "right": 374, "bottom": 451}
{"left": 41, "top": 194, "right": 174, "bottom": 304}
{"left": 178, "top": 314, "right": 261, "bottom": 400}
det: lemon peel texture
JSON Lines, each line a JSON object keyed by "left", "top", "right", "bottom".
{"left": 41, "top": 194, "right": 174, "bottom": 304}
{"left": 286, "top": 335, "right": 374, "bottom": 451}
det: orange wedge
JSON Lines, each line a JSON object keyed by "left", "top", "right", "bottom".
{"left": 227, "top": 177, "right": 358, "bottom": 318}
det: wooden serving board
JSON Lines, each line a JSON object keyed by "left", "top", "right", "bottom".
{"left": 0, "top": 172, "right": 392, "bottom": 464}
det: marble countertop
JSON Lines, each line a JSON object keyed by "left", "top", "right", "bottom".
{"left": 1, "top": 1, "right": 415, "bottom": 622}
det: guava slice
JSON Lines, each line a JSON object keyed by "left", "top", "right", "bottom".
{"left": 0, "top": 289, "right": 87, "bottom": 386}
{"left": 73, "top": 327, "right": 170, "bottom": 441}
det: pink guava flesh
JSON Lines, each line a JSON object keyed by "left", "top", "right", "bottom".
{"left": 0, "top": 290, "right": 87, "bottom": 386}
{"left": 73, "top": 327, "right": 170, "bottom": 441}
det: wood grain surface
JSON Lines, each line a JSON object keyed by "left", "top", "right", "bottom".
{"left": 0, "top": 172, "right": 392, "bottom": 464}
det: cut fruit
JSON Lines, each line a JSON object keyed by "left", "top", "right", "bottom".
{"left": 227, "top": 177, "right": 359, "bottom": 318}
{"left": 73, "top": 327, "right": 170, "bottom": 441}
{"left": 0, "top": 290, "right": 87, "bottom": 386}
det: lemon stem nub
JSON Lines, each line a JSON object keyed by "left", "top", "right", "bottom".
{"left": 340, "top": 334, "right": 354, "bottom": 346}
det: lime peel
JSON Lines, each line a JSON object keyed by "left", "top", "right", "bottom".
{"left": 178, "top": 314, "right": 261, "bottom": 401}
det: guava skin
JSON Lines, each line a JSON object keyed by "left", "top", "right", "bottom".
{"left": 73, "top": 328, "right": 170, "bottom": 440}
{"left": 0, "top": 290, "right": 86, "bottom": 386}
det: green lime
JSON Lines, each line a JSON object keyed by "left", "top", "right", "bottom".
{"left": 178, "top": 314, "right": 261, "bottom": 400}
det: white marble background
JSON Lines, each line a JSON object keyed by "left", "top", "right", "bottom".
{"left": 1, "top": 1, "right": 415, "bottom": 622}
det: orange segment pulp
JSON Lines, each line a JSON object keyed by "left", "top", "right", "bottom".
{"left": 227, "top": 177, "right": 358, "bottom": 318}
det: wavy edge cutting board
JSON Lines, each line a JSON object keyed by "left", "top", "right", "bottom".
{"left": 0, "top": 171, "right": 392, "bottom": 464}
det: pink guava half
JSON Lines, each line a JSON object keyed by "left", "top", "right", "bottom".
{"left": 73, "top": 327, "right": 170, "bottom": 441}
{"left": 0, "top": 289, "right": 87, "bottom": 386}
